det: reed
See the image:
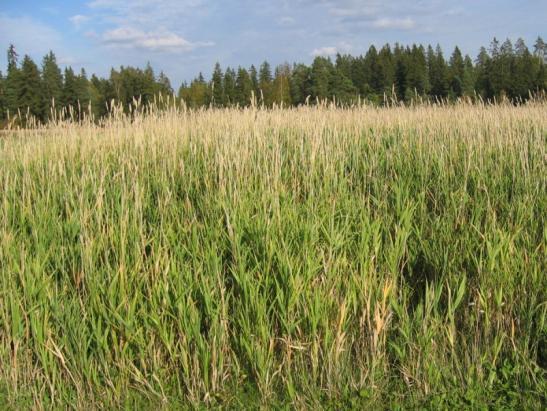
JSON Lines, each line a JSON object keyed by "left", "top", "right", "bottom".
{"left": 0, "top": 100, "right": 545, "bottom": 408}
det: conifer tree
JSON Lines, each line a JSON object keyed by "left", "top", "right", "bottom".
{"left": 271, "top": 64, "right": 292, "bottom": 106}
{"left": 290, "top": 63, "right": 311, "bottom": 105}
{"left": 235, "top": 67, "right": 253, "bottom": 106}
{"left": 428, "top": 45, "right": 449, "bottom": 99}
{"left": 41, "top": 51, "right": 63, "bottom": 118}
{"left": 18, "top": 55, "right": 45, "bottom": 121}
{"left": 249, "top": 65, "right": 259, "bottom": 97}
{"left": 223, "top": 68, "right": 236, "bottom": 106}
{"left": 449, "top": 46, "right": 465, "bottom": 98}
{"left": 5, "top": 44, "right": 22, "bottom": 117}
{"left": 258, "top": 61, "right": 273, "bottom": 106}
{"left": 211, "top": 63, "right": 224, "bottom": 107}
{"left": 310, "top": 56, "right": 333, "bottom": 101}
{"left": 0, "top": 71, "right": 5, "bottom": 122}
{"left": 62, "top": 67, "right": 78, "bottom": 111}
{"left": 157, "top": 71, "right": 173, "bottom": 95}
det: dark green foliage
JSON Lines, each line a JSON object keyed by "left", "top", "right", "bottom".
{"left": 272, "top": 63, "right": 292, "bottom": 106}
{"left": 18, "top": 55, "right": 45, "bottom": 122}
{"left": 235, "top": 67, "right": 253, "bottom": 107}
{"left": 258, "top": 61, "right": 273, "bottom": 106}
{"left": 223, "top": 67, "right": 236, "bottom": 106}
{"left": 428, "top": 45, "right": 449, "bottom": 99}
{"left": 179, "top": 72, "right": 211, "bottom": 108}
{"left": 310, "top": 56, "right": 333, "bottom": 100}
{"left": 290, "top": 63, "right": 312, "bottom": 105}
{"left": 41, "top": 51, "right": 63, "bottom": 119}
{"left": 0, "top": 70, "right": 5, "bottom": 122}
{"left": 1, "top": 36, "right": 546, "bottom": 124}
{"left": 211, "top": 62, "right": 224, "bottom": 107}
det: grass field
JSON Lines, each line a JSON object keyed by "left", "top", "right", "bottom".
{"left": 0, "top": 101, "right": 545, "bottom": 409}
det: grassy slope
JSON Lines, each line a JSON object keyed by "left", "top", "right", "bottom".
{"left": 0, "top": 103, "right": 545, "bottom": 408}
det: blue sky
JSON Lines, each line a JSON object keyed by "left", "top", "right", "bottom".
{"left": 1, "top": 0, "right": 545, "bottom": 87}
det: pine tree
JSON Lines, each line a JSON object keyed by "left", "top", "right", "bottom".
{"left": 41, "top": 51, "right": 63, "bottom": 119}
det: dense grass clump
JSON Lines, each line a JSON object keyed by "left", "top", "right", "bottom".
{"left": 0, "top": 102, "right": 545, "bottom": 408}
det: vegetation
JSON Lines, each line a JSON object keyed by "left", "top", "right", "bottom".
{"left": 1, "top": 36, "right": 546, "bottom": 126}
{"left": 0, "top": 99, "right": 545, "bottom": 408}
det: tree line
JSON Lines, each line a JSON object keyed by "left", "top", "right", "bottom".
{"left": 0, "top": 37, "right": 545, "bottom": 125}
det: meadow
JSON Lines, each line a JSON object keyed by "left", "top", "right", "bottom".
{"left": 0, "top": 100, "right": 545, "bottom": 408}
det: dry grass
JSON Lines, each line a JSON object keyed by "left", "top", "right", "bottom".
{"left": 0, "top": 100, "right": 545, "bottom": 408}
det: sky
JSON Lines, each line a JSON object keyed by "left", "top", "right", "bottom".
{"left": 1, "top": 0, "right": 545, "bottom": 87}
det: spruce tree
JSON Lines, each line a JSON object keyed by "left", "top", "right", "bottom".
{"left": 249, "top": 65, "right": 259, "bottom": 98}
{"left": 310, "top": 57, "right": 333, "bottom": 101}
{"left": 329, "top": 68, "right": 357, "bottom": 105}
{"left": 428, "top": 45, "right": 449, "bottom": 99}
{"left": 406, "top": 45, "right": 428, "bottom": 98}
{"left": 18, "top": 55, "right": 45, "bottom": 122}
{"left": 41, "top": 51, "right": 63, "bottom": 118}
{"left": 258, "top": 61, "right": 273, "bottom": 106}
{"left": 377, "top": 44, "right": 395, "bottom": 98}
{"left": 290, "top": 63, "right": 312, "bottom": 105}
{"left": 62, "top": 67, "right": 78, "bottom": 113}
{"left": 0, "top": 71, "right": 5, "bottom": 122}
{"left": 449, "top": 46, "right": 465, "bottom": 98}
{"left": 235, "top": 67, "right": 253, "bottom": 106}
{"left": 211, "top": 63, "right": 224, "bottom": 107}
{"left": 475, "top": 47, "right": 493, "bottom": 99}
{"left": 462, "top": 55, "right": 476, "bottom": 97}
{"left": 223, "top": 68, "right": 236, "bottom": 106}
{"left": 5, "top": 44, "right": 22, "bottom": 117}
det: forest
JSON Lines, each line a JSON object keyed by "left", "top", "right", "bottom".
{"left": 0, "top": 36, "right": 546, "bottom": 125}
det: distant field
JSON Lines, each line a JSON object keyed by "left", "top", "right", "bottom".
{"left": 0, "top": 102, "right": 545, "bottom": 408}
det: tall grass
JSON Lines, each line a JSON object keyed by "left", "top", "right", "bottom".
{"left": 0, "top": 100, "right": 545, "bottom": 408}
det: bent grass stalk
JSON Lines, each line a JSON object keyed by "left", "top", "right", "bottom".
{"left": 0, "top": 100, "right": 545, "bottom": 408}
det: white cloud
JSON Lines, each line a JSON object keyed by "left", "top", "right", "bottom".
{"left": 278, "top": 16, "right": 295, "bottom": 26}
{"left": 102, "top": 27, "right": 213, "bottom": 52}
{"left": 370, "top": 17, "right": 415, "bottom": 30}
{"left": 311, "top": 46, "right": 338, "bottom": 57}
{"left": 69, "top": 14, "right": 91, "bottom": 29}
{"left": 311, "top": 41, "right": 352, "bottom": 57}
